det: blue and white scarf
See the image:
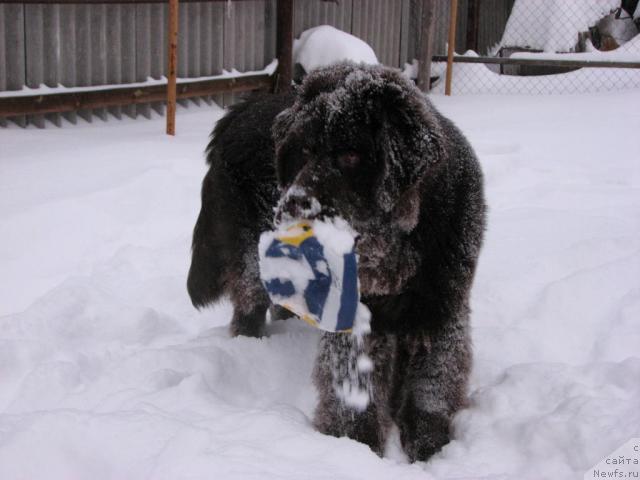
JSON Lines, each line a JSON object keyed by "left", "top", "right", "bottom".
{"left": 259, "top": 220, "right": 359, "bottom": 333}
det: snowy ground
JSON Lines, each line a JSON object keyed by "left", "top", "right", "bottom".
{"left": 1, "top": 90, "right": 638, "bottom": 479}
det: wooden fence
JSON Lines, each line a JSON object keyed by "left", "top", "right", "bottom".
{"left": 0, "top": 0, "right": 516, "bottom": 129}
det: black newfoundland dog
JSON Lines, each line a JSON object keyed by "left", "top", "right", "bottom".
{"left": 188, "top": 63, "right": 485, "bottom": 462}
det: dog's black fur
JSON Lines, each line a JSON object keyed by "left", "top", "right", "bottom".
{"left": 188, "top": 63, "right": 485, "bottom": 462}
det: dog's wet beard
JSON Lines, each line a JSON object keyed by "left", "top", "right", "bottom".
{"left": 269, "top": 200, "right": 376, "bottom": 411}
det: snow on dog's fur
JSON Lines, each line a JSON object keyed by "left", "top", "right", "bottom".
{"left": 187, "top": 63, "right": 486, "bottom": 461}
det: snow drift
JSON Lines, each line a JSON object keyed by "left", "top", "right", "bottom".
{"left": 0, "top": 88, "right": 639, "bottom": 479}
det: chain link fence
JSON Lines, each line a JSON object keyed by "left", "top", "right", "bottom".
{"left": 432, "top": 0, "right": 640, "bottom": 95}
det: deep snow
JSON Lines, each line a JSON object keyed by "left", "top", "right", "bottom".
{"left": 0, "top": 89, "right": 639, "bottom": 479}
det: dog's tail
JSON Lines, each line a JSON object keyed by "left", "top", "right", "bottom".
{"left": 187, "top": 146, "right": 236, "bottom": 309}
{"left": 187, "top": 221, "right": 226, "bottom": 309}
{"left": 188, "top": 92, "right": 293, "bottom": 309}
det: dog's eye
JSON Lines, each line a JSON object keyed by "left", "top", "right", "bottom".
{"left": 337, "top": 152, "right": 360, "bottom": 169}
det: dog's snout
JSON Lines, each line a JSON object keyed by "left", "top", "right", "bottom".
{"left": 275, "top": 186, "right": 324, "bottom": 224}
{"left": 276, "top": 191, "right": 321, "bottom": 222}
{"left": 283, "top": 195, "right": 315, "bottom": 219}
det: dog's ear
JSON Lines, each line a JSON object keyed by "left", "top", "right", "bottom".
{"left": 392, "top": 184, "right": 422, "bottom": 232}
{"left": 272, "top": 107, "right": 296, "bottom": 187}
{"left": 374, "top": 72, "right": 443, "bottom": 219}
{"left": 272, "top": 107, "right": 294, "bottom": 152}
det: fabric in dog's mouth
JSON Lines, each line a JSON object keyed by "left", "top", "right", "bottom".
{"left": 259, "top": 216, "right": 360, "bottom": 332}
{"left": 259, "top": 211, "right": 375, "bottom": 411}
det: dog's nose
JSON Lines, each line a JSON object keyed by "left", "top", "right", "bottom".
{"left": 278, "top": 196, "right": 319, "bottom": 223}
{"left": 275, "top": 187, "right": 322, "bottom": 224}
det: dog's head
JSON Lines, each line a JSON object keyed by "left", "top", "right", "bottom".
{"left": 272, "top": 63, "right": 444, "bottom": 294}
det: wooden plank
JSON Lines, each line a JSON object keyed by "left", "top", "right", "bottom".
{"left": 222, "top": 0, "right": 237, "bottom": 106}
{"left": 0, "top": 75, "right": 273, "bottom": 117}
{"left": 466, "top": 0, "right": 478, "bottom": 52}
{"left": 166, "top": 0, "right": 178, "bottom": 135}
{"left": 187, "top": 3, "right": 200, "bottom": 78}
{"left": 75, "top": 5, "right": 92, "bottom": 122}
{"left": 2, "top": 4, "right": 27, "bottom": 126}
{"left": 398, "top": 0, "right": 410, "bottom": 67}
{"left": 120, "top": 4, "right": 136, "bottom": 118}
{"left": 444, "top": 0, "right": 458, "bottom": 96}
{"left": 275, "top": 0, "right": 292, "bottom": 92}
{"left": 417, "top": 0, "right": 435, "bottom": 92}
{"left": 0, "top": 5, "right": 6, "bottom": 127}
{"left": 352, "top": 0, "right": 402, "bottom": 68}
{"left": 24, "top": 4, "right": 45, "bottom": 127}
{"left": 150, "top": 3, "right": 166, "bottom": 115}
{"left": 293, "top": 0, "right": 352, "bottom": 38}
{"left": 90, "top": 4, "right": 107, "bottom": 121}
{"left": 209, "top": 2, "right": 225, "bottom": 107}
{"left": 135, "top": 4, "right": 151, "bottom": 118}
{"left": 264, "top": 0, "right": 276, "bottom": 64}
{"left": 59, "top": 4, "right": 77, "bottom": 123}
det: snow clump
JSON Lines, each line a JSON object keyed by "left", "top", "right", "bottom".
{"left": 293, "top": 25, "right": 378, "bottom": 74}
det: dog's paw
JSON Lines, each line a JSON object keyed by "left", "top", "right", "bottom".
{"left": 314, "top": 405, "right": 385, "bottom": 456}
{"left": 399, "top": 411, "right": 451, "bottom": 462}
{"left": 229, "top": 309, "right": 266, "bottom": 338}
{"left": 229, "top": 322, "right": 265, "bottom": 338}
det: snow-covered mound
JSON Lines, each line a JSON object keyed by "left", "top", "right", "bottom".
{"left": 293, "top": 25, "right": 378, "bottom": 73}
{"left": 500, "top": 0, "right": 620, "bottom": 52}
{"left": 0, "top": 89, "right": 639, "bottom": 479}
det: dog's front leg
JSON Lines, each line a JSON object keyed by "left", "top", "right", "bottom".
{"left": 228, "top": 247, "right": 270, "bottom": 338}
{"left": 312, "top": 332, "right": 394, "bottom": 455}
{"left": 394, "top": 316, "right": 471, "bottom": 462}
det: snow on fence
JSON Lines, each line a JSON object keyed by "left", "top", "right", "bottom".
{"left": 0, "top": 0, "right": 278, "bottom": 128}
{"left": 436, "top": 0, "right": 640, "bottom": 95}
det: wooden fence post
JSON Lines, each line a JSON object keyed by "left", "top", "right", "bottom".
{"left": 275, "top": 0, "right": 293, "bottom": 92}
{"left": 445, "top": 0, "right": 459, "bottom": 96}
{"left": 166, "top": 0, "right": 178, "bottom": 135}
{"left": 417, "top": 0, "right": 436, "bottom": 92}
